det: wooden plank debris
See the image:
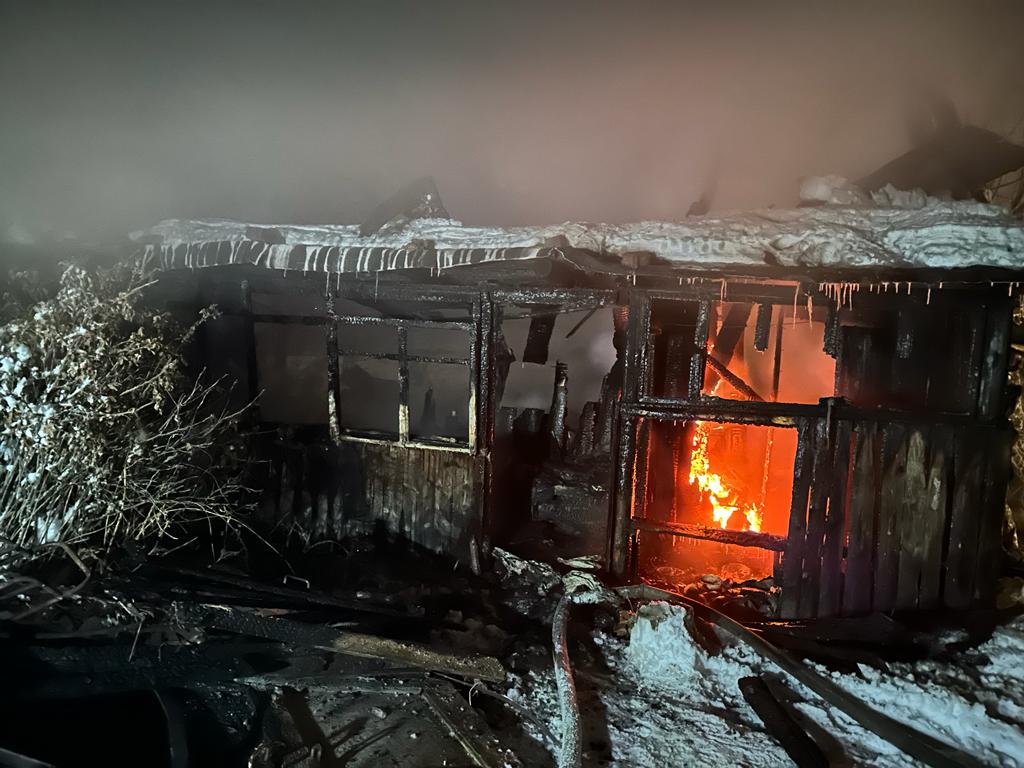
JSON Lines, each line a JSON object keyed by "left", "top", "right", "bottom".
{"left": 739, "top": 675, "right": 828, "bottom": 768}
{"left": 174, "top": 603, "right": 505, "bottom": 682}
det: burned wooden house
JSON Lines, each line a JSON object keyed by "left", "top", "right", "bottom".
{"left": 142, "top": 192, "right": 1024, "bottom": 621}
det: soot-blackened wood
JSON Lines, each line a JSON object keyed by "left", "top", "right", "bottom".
{"left": 917, "top": 428, "right": 950, "bottom": 609}
{"left": 799, "top": 416, "right": 834, "bottom": 619}
{"left": 632, "top": 519, "right": 788, "bottom": 551}
{"left": 874, "top": 423, "right": 908, "bottom": 613}
{"left": 780, "top": 418, "right": 816, "bottom": 619}
{"left": 754, "top": 302, "right": 773, "bottom": 352}
{"left": 896, "top": 429, "right": 929, "bottom": 610}
{"left": 326, "top": 315, "right": 342, "bottom": 443}
{"left": 688, "top": 300, "right": 711, "bottom": 401}
{"left": 819, "top": 419, "right": 852, "bottom": 617}
{"left": 609, "top": 414, "right": 639, "bottom": 577}
{"left": 632, "top": 418, "right": 652, "bottom": 520}
{"left": 977, "top": 299, "right": 1012, "bottom": 421}
{"left": 523, "top": 308, "right": 558, "bottom": 365}
{"left": 842, "top": 423, "right": 880, "bottom": 615}
{"left": 609, "top": 293, "right": 647, "bottom": 576}
{"left": 664, "top": 333, "right": 692, "bottom": 398}
{"left": 974, "top": 426, "right": 1014, "bottom": 604}
{"left": 836, "top": 327, "right": 876, "bottom": 407}
{"left": 823, "top": 304, "right": 841, "bottom": 358}
{"left": 943, "top": 429, "right": 985, "bottom": 609}
{"left": 891, "top": 310, "right": 930, "bottom": 409}
{"left": 710, "top": 303, "right": 753, "bottom": 368}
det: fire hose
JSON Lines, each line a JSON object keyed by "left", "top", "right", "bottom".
{"left": 552, "top": 570, "right": 611, "bottom": 768}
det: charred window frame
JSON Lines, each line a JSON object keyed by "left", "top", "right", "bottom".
{"left": 235, "top": 280, "right": 481, "bottom": 451}
{"left": 328, "top": 314, "right": 477, "bottom": 452}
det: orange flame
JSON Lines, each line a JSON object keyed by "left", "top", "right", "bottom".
{"left": 688, "top": 421, "right": 762, "bottom": 533}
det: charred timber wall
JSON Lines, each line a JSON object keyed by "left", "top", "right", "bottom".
{"left": 780, "top": 417, "right": 1011, "bottom": 618}
{"left": 254, "top": 439, "right": 481, "bottom": 556}
{"left": 610, "top": 282, "right": 1016, "bottom": 619}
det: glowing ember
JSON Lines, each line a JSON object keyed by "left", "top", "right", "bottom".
{"left": 688, "top": 421, "right": 763, "bottom": 532}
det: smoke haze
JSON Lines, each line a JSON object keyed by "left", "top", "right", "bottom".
{"left": 2, "top": 1, "right": 1023, "bottom": 239}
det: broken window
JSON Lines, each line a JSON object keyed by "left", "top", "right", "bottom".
{"left": 333, "top": 316, "right": 474, "bottom": 447}
{"left": 647, "top": 298, "right": 837, "bottom": 404}
{"left": 409, "top": 361, "right": 471, "bottom": 442}
{"left": 338, "top": 357, "right": 400, "bottom": 435}
{"left": 253, "top": 322, "right": 328, "bottom": 424}
{"left": 500, "top": 306, "right": 617, "bottom": 425}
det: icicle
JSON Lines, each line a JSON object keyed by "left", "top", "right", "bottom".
{"left": 720, "top": 279, "right": 727, "bottom": 300}
{"left": 806, "top": 294, "right": 813, "bottom": 324}
{"left": 792, "top": 284, "right": 799, "bottom": 327}
{"left": 1009, "top": 283, "right": 1014, "bottom": 297}
{"left": 927, "top": 286, "right": 932, "bottom": 304}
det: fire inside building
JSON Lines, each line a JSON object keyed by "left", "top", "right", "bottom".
{"left": 143, "top": 182, "right": 1023, "bottom": 622}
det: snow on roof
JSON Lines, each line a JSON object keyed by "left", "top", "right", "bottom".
{"left": 137, "top": 193, "right": 1024, "bottom": 276}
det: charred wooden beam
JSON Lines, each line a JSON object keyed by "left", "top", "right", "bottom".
{"left": 705, "top": 354, "right": 764, "bottom": 401}
{"left": 753, "top": 302, "right": 773, "bottom": 352}
{"left": 174, "top": 603, "right": 505, "bottom": 682}
{"left": 739, "top": 676, "right": 829, "bottom": 768}
{"left": 564, "top": 305, "right": 601, "bottom": 339}
{"left": 687, "top": 300, "right": 711, "bottom": 400}
{"left": 632, "top": 518, "right": 787, "bottom": 552}
{"left": 523, "top": 308, "right": 558, "bottom": 364}
{"left": 549, "top": 361, "right": 569, "bottom": 453}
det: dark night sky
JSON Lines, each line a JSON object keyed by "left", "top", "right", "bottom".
{"left": 2, "top": 1, "right": 1023, "bottom": 239}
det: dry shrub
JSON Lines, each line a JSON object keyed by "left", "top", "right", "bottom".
{"left": 0, "top": 261, "right": 249, "bottom": 557}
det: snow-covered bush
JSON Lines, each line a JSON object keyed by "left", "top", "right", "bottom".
{"left": 0, "top": 262, "right": 248, "bottom": 556}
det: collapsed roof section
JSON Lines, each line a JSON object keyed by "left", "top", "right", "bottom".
{"left": 137, "top": 188, "right": 1024, "bottom": 284}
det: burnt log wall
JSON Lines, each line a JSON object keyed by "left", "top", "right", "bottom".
{"left": 255, "top": 439, "right": 481, "bottom": 556}
{"left": 780, "top": 417, "right": 1012, "bottom": 619}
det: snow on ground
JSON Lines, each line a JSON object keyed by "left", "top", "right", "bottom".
{"left": 507, "top": 602, "right": 1024, "bottom": 767}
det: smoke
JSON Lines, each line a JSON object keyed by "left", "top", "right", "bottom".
{"left": 1, "top": 1, "right": 1023, "bottom": 240}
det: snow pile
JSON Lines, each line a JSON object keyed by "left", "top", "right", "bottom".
{"left": 139, "top": 191, "right": 1024, "bottom": 275}
{"left": 623, "top": 602, "right": 701, "bottom": 689}
{"left": 507, "top": 602, "right": 1024, "bottom": 767}
{"left": 791, "top": 614, "right": 1024, "bottom": 767}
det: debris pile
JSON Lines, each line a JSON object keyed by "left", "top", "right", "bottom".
{"left": 2, "top": 538, "right": 1024, "bottom": 767}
